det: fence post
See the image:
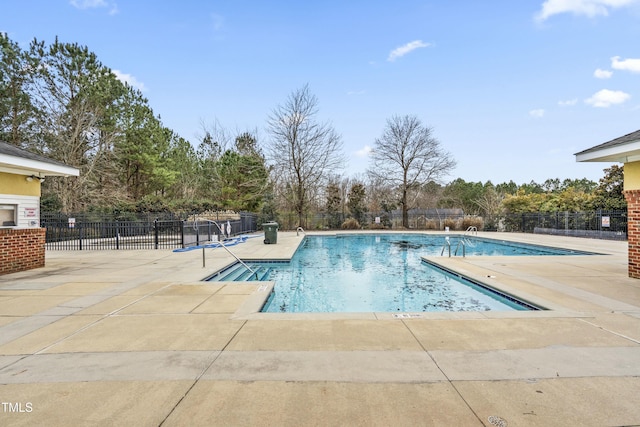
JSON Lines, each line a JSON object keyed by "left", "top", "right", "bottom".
{"left": 154, "top": 219, "right": 159, "bottom": 249}
{"left": 79, "top": 222, "right": 83, "bottom": 251}
{"left": 115, "top": 220, "right": 119, "bottom": 250}
{"left": 181, "top": 220, "right": 185, "bottom": 248}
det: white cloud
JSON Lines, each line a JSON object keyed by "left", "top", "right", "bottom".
{"left": 594, "top": 68, "right": 613, "bottom": 78}
{"left": 70, "top": 0, "right": 106, "bottom": 8}
{"left": 529, "top": 109, "right": 545, "bottom": 118}
{"left": 611, "top": 56, "right": 640, "bottom": 73}
{"left": 355, "top": 145, "right": 373, "bottom": 157}
{"left": 112, "top": 70, "right": 146, "bottom": 92}
{"left": 211, "top": 13, "right": 224, "bottom": 31}
{"left": 585, "top": 89, "right": 631, "bottom": 107}
{"left": 70, "top": 0, "right": 118, "bottom": 14}
{"left": 387, "top": 40, "right": 430, "bottom": 62}
{"left": 558, "top": 98, "right": 578, "bottom": 106}
{"left": 534, "top": 0, "right": 640, "bottom": 21}
{"left": 347, "top": 90, "right": 366, "bottom": 96}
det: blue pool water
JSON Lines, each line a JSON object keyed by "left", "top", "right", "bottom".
{"left": 207, "top": 234, "right": 589, "bottom": 313}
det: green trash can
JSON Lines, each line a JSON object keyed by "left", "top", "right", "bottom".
{"left": 263, "top": 222, "right": 279, "bottom": 244}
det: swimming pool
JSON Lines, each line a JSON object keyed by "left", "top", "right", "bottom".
{"left": 207, "top": 234, "right": 587, "bottom": 313}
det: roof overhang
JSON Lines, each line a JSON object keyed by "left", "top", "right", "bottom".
{"left": 575, "top": 131, "right": 640, "bottom": 163}
{"left": 575, "top": 141, "right": 640, "bottom": 163}
{"left": 0, "top": 153, "right": 80, "bottom": 177}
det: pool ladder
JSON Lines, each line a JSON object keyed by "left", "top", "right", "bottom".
{"left": 440, "top": 227, "right": 478, "bottom": 257}
{"left": 440, "top": 236, "right": 466, "bottom": 257}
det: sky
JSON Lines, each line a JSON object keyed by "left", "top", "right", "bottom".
{"left": 2, "top": 0, "right": 640, "bottom": 185}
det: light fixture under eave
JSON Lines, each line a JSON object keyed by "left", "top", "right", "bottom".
{"left": 26, "top": 175, "right": 45, "bottom": 183}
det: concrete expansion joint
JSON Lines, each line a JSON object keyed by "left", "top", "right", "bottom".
{"left": 578, "top": 318, "right": 640, "bottom": 345}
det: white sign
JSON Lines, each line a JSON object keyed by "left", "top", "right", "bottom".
{"left": 68, "top": 218, "right": 76, "bottom": 228}
{"left": 602, "top": 216, "right": 610, "bottom": 228}
{"left": 375, "top": 216, "right": 380, "bottom": 224}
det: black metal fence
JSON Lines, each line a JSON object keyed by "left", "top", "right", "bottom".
{"left": 182, "top": 216, "right": 259, "bottom": 247}
{"left": 501, "top": 210, "right": 627, "bottom": 240}
{"left": 275, "top": 208, "right": 466, "bottom": 230}
{"left": 42, "top": 212, "right": 259, "bottom": 250}
{"left": 41, "top": 209, "right": 626, "bottom": 249}
{"left": 275, "top": 209, "right": 626, "bottom": 239}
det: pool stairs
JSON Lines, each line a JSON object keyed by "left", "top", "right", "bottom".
{"left": 208, "top": 262, "right": 272, "bottom": 282}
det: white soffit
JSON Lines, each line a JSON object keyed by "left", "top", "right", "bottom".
{"left": 575, "top": 140, "right": 640, "bottom": 163}
{"left": 0, "top": 153, "right": 79, "bottom": 177}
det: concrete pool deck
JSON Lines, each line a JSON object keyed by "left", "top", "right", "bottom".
{"left": 0, "top": 231, "right": 639, "bottom": 426}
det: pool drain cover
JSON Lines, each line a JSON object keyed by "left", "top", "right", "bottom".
{"left": 488, "top": 415, "right": 507, "bottom": 427}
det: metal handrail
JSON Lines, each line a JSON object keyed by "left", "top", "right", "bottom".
{"left": 200, "top": 219, "right": 258, "bottom": 280}
{"left": 465, "top": 226, "right": 478, "bottom": 235}
{"left": 441, "top": 235, "right": 468, "bottom": 257}
{"left": 440, "top": 236, "right": 451, "bottom": 257}
{"left": 296, "top": 226, "right": 306, "bottom": 236}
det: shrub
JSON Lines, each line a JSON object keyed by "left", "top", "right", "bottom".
{"left": 443, "top": 217, "right": 459, "bottom": 231}
{"left": 425, "top": 219, "right": 439, "bottom": 230}
{"left": 341, "top": 218, "right": 361, "bottom": 229}
{"left": 462, "top": 216, "right": 484, "bottom": 231}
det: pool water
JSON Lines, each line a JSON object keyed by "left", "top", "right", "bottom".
{"left": 208, "top": 234, "right": 585, "bottom": 313}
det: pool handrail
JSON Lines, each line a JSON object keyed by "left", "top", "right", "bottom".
{"left": 199, "top": 219, "right": 258, "bottom": 280}
{"left": 464, "top": 226, "right": 478, "bottom": 235}
{"left": 441, "top": 236, "right": 451, "bottom": 257}
{"left": 454, "top": 239, "right": 466, "bottom": 257}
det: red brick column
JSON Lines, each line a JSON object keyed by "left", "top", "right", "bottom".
{"left": 625, "top": 190, "right": 640, "bottom": 278}
{"left": 0, "top": 228, "right": 46, "bottom": 275}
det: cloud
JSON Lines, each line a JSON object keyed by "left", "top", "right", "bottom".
{"left": 387, "top": 40, "right": 430, "bottom": 62}
{"left": 355, "top": 145, "right": 373, "bottom": 157}
{"left": 70, "top": 0, "right": 106, "bottom": 7}
{"left": 211, "top": 13, "right": 224, "bottom": 31}
{"left": 70, "top": 0, "right": 118, "bottom": 14}
{"left": 558, "top": 98, "right": 578, "bottom": 106}
{"left": 585, "top": 89, "right": 630, "bottom": 107}
{"left": 594, "top": 68, "right": 613, "bottom": 78}
{"left": 529, "top": 109, "right": 545, "bottom": 118}
{"left": 112, "top": 70, "right": 146, "bottom": 92}
{"left": 611, "top": 56, "right": 640, "bottom": 73}
{"left": 534, "top": 0, "right": 640, "bottom": 21}
{"left": 347, "top": 90, "right": 366, "bottom": 96}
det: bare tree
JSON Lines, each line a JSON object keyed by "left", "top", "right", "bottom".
{"left": 368, "top": 115, "right": 456, "bottom": 228}
{"left": 267, "top": 84, "right": 344, "bottom": 228}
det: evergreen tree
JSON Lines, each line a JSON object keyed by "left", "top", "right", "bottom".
{"left": 590, "top": 165, "right": 626, "bottom": 210}
{"left": 347, "top": 182, "right": 367, "bottom": 226}
{"left": 0, "top": 33, "right": 36, "bottom": 146}
{"left": 325, "top": 181, "right": 342, "bottom": 229}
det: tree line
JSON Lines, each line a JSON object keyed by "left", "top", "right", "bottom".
{"left": 1, "top": 35, "right": 625, "bottom": 229}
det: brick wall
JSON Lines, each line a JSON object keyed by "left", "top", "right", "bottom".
{"left": 625, "top": 190, "right": 640, "bottom": 278}
{"left": 0, "top": 228, "right": 45, "bottom": 275}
